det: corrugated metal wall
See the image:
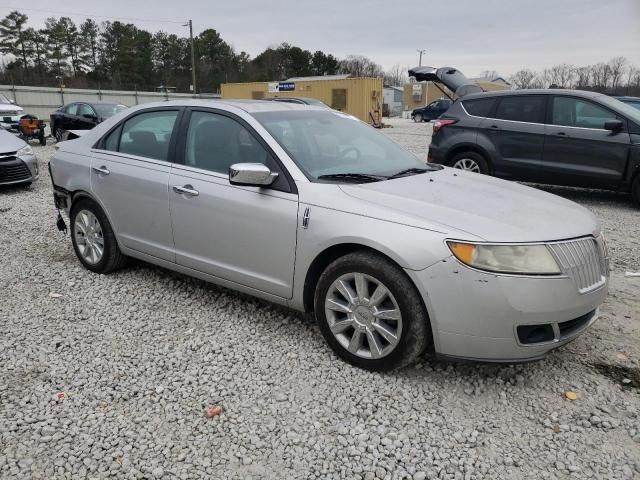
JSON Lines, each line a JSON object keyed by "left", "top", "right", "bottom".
{"left": 0, "top": 85, "right": 220, "bottom": 120}
{"left": 221, "top": 78, "right": 384, "bottom": 123}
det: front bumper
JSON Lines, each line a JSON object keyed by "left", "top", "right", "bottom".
{"left": 0, "top": 154, "right": 39, "bottom": 185}
{"left": 0, "top": 114, "right": 22, "bottom": 130}
{"left": 407, "top": 255, "right": 608, "bottom": 362}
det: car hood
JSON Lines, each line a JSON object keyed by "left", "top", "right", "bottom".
{"left": 339, "top": 168, "right": 600, "bottom": 242}
{"left": 0, "top": 129, "right": 28, "bottom": 152}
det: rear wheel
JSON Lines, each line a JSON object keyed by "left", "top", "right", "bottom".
{"left": 314, "top": 251, "right": 431, "bottom": 371}
{"left": 54, "top": 127, "right": 63, "bottom": 142}
{"left": 414, "top": 113, "right": 423, "bottom": 123}
{"left": 450, "top": 151, "right": 489, "bottom": 174}
{"left": 70, "top": 198, "right": 126, "bottom": 274}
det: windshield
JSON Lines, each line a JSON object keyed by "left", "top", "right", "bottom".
{"left": 252, "top": 110, "right": 428, "bottom": 181}
{"left": 0, "top": 93, "right": 12, "bottom": 104}
{"left": 94, "top": 103, "right": 128, "bottom": 118}
{"left": 597, "top": 95, "right": 640, "bottom": 124}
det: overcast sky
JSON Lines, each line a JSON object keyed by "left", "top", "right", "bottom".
{"left": 5, "top": 0, "right": 640, "bottom": 77}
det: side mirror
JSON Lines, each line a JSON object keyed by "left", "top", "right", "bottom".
{"left": 82, "top": 113, "right": 97, "bottom": 121}
{"left": 9, "top": 99, "right": 16, "bottom": 104}
{"left": 229, "top": 163, "right": 278, "bottom": 187}
{"left": 604, "top": 120, "right": 623, "bottom": 133}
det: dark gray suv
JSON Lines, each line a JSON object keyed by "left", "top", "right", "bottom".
{"left": 426, "top": 89, "right": 640, "bottom": 204}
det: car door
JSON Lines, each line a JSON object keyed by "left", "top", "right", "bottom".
{"left": 542, "top": 95, "right": 630, "bottom": 189}
{"left": 90, "top": 108, "right": 181, "bottom": 261}
{"left": 479, "top": 95, "right": 546, "bottom": 181}
{"left": 169, "top": 109, "right": 299, "bottom": 299}
{"left": 76, "top": 103, "right": 98, "bottom": 130}
{"left": 61, "top": 103, "right": 79, "bottom": 130}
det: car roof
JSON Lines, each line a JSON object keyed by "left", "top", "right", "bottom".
{"left": 119, "top": 99, "right": 326, "bottom": 114}
{"left": 461, "top": 89, "right": 607, "bottom": 101}
{"left": 614, "top": 96, "right": 640, "bottom": 101}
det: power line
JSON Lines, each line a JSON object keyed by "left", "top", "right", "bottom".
{"left": 0, "top": 5, "right": 186, "bottom": 24}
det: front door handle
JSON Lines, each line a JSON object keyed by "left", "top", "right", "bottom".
{"left": 488, "top": 125, "right": 499, "bottom": 132}
{"left": 173, "top": 184, "right": 199, "bottom": 197}
{"left": 556, "top": 131, "right": 568, "bottom": 137}
{"left": 92, "top": 166, "right": 110, "bottom": 175}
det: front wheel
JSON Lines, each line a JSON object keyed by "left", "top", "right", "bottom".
{"left": 54, "top": 127, "right": 64, "bottom": 142}
{"left": 314, "top": 251, "right": 431, "bottom": 371}
{"left": 70, "top": 198, "right": 127, "bottom": 274}
{"left": 413, "top": 113, "right": 423, "bottom": 123}
{"left": 450, "top": 151, "right": 489, "bottom": 174}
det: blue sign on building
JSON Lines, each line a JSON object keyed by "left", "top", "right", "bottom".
{"left": 278, "top": 82, "right": 296, "bottom": 92}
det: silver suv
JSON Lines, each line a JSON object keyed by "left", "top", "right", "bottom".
{"left": 49, "top": 100, "right": 608, "bottom": 370}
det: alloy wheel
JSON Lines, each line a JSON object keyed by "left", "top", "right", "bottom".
{"left": 324, "top": 272, "right": 402, "bottom": 359}
{"left": 452, "top": 158, "right": 481, "bottom": 173}
{"left": 74, "top": 209, "right": 105, "bottom": 264}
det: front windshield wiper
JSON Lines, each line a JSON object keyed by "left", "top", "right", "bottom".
{"left": 387, "top": 167, "right": 430, "bottom": 179}
{"left": 317, "top": 173, "right": 387, "bottom": 183}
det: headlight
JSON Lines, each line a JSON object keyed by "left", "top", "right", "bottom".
{"left": 447, "top": 241, "right": 561, "bottom": 275}
{"left": 17, "top": 144, "right": 33, "bottom": 156}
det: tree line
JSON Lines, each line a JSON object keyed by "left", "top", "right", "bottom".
{"left": 0, "top": 10, "right": 391, "bottom": 92}
{"left": 509, "top": 57, "right": 640, "bottom": 95}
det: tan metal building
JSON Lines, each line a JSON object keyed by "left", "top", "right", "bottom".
{"left": 221, "top": 75, "right": 384, "bottom": 123}
{"left": 402, "top": 79, "right": 510, "bottom": 111}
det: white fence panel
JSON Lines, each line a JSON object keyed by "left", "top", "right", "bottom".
{"left": 0, "top": 85, "right": 220, "bottom": 120}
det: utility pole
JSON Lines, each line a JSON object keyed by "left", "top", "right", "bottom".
{"left": 184, "top": 20, "right": 197, "bottom": 96}
{"left": 417, "top": 49, "right": 426, "bottom": 67}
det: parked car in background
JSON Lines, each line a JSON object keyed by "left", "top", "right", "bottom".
{"left": 411, "top": 98, "right": 452, "bottom": 122}
{"left": 615, "top": 96, "right": 640, "bottom": 110}
{"left": 0, "top": 93, "right": 24, "bottom": 131}
{"left": 264, "top": 97, "right": 331, "bottom": 108}
{"left": 0, "top": 128, "right": 38, "bottom": 186}
{"left": 50, "top": 102, "right": 127, "bottom": 141}
{"left": 427, "top": 89, "right": 640, "bottom": 205}
{"left": 50, "top": 100, "right": 608, "bottom": 370}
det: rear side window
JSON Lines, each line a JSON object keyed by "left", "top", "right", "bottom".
{"left": 64, "top": 104, "right": 78, "bottom": 115}
{"left": 118, "top": 111, "right": 179, "bottom": 161}
{"left": 492, "top": 96, "right": 545, "bottom": 123}
{"left": 462, "top": 98, "right": 495, "bottom": 117}
{"left": 552, "top": 97, "right": 620, "bottom": 129}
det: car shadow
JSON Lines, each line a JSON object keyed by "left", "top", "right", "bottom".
{"left": 527, "top": 183, "right": 632, "bottom": 207}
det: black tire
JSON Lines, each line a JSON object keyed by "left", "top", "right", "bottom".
{"left": 414, "top": 113, "right": 423, "bottom": 123}
{"left": 54, "top": 127, "right": 63, "bottom": 142}
{"left": 449, "top": 151, "right": 490, "bottom": 174}
{"left": 70, "top": 198, "right": 127, "bottom": 274}
{"left": 314, "top": 251, "right": 431, "bottom": 371}
{"left": 632, "top": 175, "right": 640, "bottom": 207}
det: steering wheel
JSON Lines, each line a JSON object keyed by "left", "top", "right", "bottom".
{"left": 338, "top": 147, "right": 361, "bottom": 161}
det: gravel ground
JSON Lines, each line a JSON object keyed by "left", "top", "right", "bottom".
{"left": 1, "top": 125, "right": 639, "bottom": 480}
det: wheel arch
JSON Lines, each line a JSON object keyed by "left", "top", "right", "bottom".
{"left": 446, "top": 144, "right": 492, "bottom": 172}
{"left": 69, "top": 189, "right": 122, "bottom": 247}
{"left": 302, "top": 242, "right": 436, "bottom": 353}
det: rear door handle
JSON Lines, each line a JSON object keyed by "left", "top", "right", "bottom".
{"left": 173, "top": 184, "right": 199, "bottom": 197}
{"left": 92, "top": 166, "right": 110, "bottom": 175}
{"left": 556, "top": 131, "right": 568, "bottom": 137}
{"left": 488, "top": 125, "right": 499, "bottom": 132}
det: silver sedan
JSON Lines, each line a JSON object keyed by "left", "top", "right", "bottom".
{"left": 49, "top": 100, "right": 608, "bottom": 370}
{"left": 0, "top": 129, "right": 39, "bottom": 186}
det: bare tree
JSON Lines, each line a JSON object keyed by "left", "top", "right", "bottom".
{"left": 339, "top": 55, "right": 384, "bottom": 78}
{"left": 509, "top": 69, "right": 538, "bottom": 89}
{"left": 544, "top": 64, "right": 575, "bottom": 88}
{"left": 384, "top": 64, "right": 407, "bottom": 86}
{"left": 479, "top": 70, "right": 500, "bottom": 80}
{"left": 608, "top": 56, "right": 627, "bottom": 91}
{"left": 574, "top": 66, "right": 592, "bottom": 89}
{"left": 590, "top": 62, "right": 611, "bottom": 91}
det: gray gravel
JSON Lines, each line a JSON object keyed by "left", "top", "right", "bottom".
{"left": 1, "top": 128, "right": 639, "bottom": 479}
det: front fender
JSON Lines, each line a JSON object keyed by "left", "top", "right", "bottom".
{"left": 290, "top": 203, "right": 450, "bottom": 310}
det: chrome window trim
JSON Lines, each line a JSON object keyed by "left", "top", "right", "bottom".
{"left": 90, "top": 148, "right": 173, "bottom": 168}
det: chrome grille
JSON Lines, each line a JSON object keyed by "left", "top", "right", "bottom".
{"left": 548, "top": 237, "right": 607, "bottom": 294}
